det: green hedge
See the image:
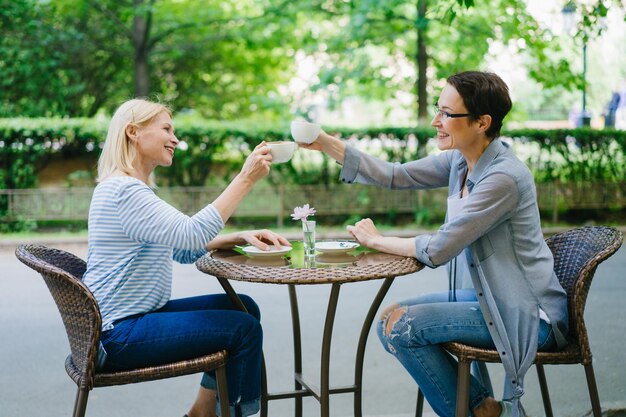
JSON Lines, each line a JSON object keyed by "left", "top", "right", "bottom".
{"left": 1, "top": 118, "right": 625, "bottom": 192}
{"left": 0, "top": 118, "right": 438, "bottom": 189}
{"left": 504, "top": 128, "right": 626, "bottom": 183}
{"left": 2, "top": 118, "right": 626, "bottom": 232}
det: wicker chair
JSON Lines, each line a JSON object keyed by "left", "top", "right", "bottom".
{"left": 415, "top": 226, "right": 623, "bottom": 417}
{"left": 15, "top": 244, "right": 231, "bottom": 417}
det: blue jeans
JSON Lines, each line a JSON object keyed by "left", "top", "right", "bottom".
{"left": 100, "top": 294, "right": 262, "bottom": 417}
{"left": 377, "top": 290, "right": 555, "bottom": 417}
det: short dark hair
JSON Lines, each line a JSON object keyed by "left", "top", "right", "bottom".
{"left": 446, "top": 71, "right": 512, "bottom": 139}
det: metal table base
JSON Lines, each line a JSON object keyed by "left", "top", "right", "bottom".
{"left": 216, "top": 276, "right": 396, "bottom": 417}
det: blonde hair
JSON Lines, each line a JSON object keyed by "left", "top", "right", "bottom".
{"left": 97, "top": 98, "right": 172, "bottom": 185}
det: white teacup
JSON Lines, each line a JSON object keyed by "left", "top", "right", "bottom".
{"left": 290, "top": 120, "right": 321, "bottom": 144}
{"left": 267, "top": 141, "right": 296, "bottom": 163}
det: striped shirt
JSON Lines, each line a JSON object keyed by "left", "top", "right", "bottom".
{"left": 83, "top": 176, "right": 224, "bottom": 331}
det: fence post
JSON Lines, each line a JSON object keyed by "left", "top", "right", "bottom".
{"left": 417, "top": 190, "right": 424, "bottom": 211}
{"left": 277, "top": 185, "right": 285, "bottom": 228}
{"left": 7, "top": 189, "right": 14, "bottom": 220}
{"left": 552, "top": 181, "right": 559, "bottom": 224}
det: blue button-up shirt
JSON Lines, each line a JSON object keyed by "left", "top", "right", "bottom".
{"left": 340, "top": 139, "right": 568, "bottom": 412}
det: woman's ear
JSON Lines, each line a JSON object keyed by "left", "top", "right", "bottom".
{"left": 476, "top": 114, "right": 492, "bottom": 135}
{"left": 126, "top": 123, "right": 139, "bottom": 142}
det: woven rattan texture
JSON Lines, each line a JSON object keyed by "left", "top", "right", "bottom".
{"left": 15, "top": 244, "right": 229, "bottom": 391}
{"left": 15, "top": 245, "right": 100, "bottom": 389}
{"left": 66, "top": 351, "right": 229, "bottom": 387}
{"left": 442, "top": 226, "right": 623, "bottom": 365}
{"left": 196, "top": 252, "right": 423, "bottom": 284}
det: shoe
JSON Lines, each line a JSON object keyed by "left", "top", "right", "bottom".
{"left": 499, "top": 401, "right": 513, "bottom": 417}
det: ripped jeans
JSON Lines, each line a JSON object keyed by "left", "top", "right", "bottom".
{"left": 377, "top": 290, "right": 555, "bottom": 417}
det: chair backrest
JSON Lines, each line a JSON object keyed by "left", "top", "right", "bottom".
{"left": 545, "top": 226, "right": 622, "bottom": 359}
{"left": 15, "top": 244, "right": 101, "bottom": 389}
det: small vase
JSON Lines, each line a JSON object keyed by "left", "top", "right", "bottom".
{"left": 302, "top": 220, "right": 316, "bottom": 258}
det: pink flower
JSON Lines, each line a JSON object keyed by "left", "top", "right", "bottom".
{"left": 291, "top": 204, "right": 316, "bottom": 221}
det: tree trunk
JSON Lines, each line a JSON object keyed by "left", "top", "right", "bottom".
{"left": 132, "top": 0, "right": 151, "bottom": 97}
{"left": 416, "top": 0, "right": 429, "bottom": 124}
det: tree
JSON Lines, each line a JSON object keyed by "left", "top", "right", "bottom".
{"left": 288, "top": 0, "right": 622, "bottom": 125}
{"left": 0, "top": 0, "right": 300, "bottom": 118}
{"left": 0, "top": 1, "right": 85, "bottom": 116}
{"left": 2, "top": 0, "right": 622, "bottom": 119}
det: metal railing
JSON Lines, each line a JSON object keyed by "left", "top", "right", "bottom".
{"left": 1, "top": 182, "right": 625, "bottom": 224}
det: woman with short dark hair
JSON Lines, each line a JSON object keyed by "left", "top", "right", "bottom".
{"left": 301, "top": 71, "right": 568, "bottom": 417}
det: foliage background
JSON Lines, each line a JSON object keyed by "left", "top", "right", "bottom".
{"left": 2, "top": 0, "right": 625, "bottom": 121}
{"left": 2, "top": 0, "right": 626, "bottom": 233}
{"left": 2, "top": 118, "right": 625, "bottom": 189}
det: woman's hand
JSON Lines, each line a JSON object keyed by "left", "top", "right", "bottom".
{"left": 239, "top": 142, "right": 272, "bottom": 183}
{"left": 238, "top": 229, "right": 291, "bottom": 251}
{"left": 206, "top": 229, "right": 291, "bottom": 251}
{"left": 346, "top": 218, "right": 381, "bottom": 249}
{"left": 210, "top": 142, "right": 272, "bottom": 224}
{"left": 297, "top": 129, "right": 325, "bottom": 152}
{"left": 347, "top": 218, "right": 417, "bottom": 257}
{"left": 297, "top": 130, "right": 346, "bottom": 164}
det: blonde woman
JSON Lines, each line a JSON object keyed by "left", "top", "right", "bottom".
{"left": 84, "top": 99, "right": 289, "bottom": 417}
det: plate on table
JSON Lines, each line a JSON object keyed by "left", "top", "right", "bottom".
{"left": 241, "top": 245, "right": 292, "bottom": 258}
{"left": 315, "top": 241, "right": 360, "bottom": 254}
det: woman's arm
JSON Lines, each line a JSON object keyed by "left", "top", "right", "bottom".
{"left": 346, "top": 218, "right": 416, "bottom": 257}
{"left": 302, "top": 130, "right": 452, "bottom": 190}
{"left": 415, "top": 172, "right": 520, "bottom": 267}
{"left": 299, "top": 130, "right": 347, "bottom": 164}
{"left": 211, "top": 142, "right": 272, "bottom": 223}
{"left": 206, "top": 229, "right": 291, "bottom": 251}
{"left": 347, "top": 172, "right": 520, "bottom": 264}
{"left": 117, "top": 143, "right": 271, "bottom": 253}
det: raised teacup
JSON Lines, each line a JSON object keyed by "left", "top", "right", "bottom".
{"left": 267, "top": 141, "right": 296, "bottom": 163}
{"left": 290, "top": 121, "right": 321, "bottom": 144}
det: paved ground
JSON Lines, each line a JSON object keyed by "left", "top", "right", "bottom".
{"left": 1, "top": 236, "right": 625, "bottom": 417}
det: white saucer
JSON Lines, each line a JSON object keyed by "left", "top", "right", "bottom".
{"left": 315, "top": 241, "right": 360, "bottom": 254}
{"left": 241, "top": 245, "right": 292, "bottom": 258}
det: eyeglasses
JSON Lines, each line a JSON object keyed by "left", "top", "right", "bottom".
{"left": 433, "top": 105, "right": 473, "bottom": 120}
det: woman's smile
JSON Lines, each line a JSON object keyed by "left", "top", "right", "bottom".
{"left": 437, "top": 130, "right": 450, "bottom": 141}
{"left": 436, "top": 129, "right": 453, "bottom": 150}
